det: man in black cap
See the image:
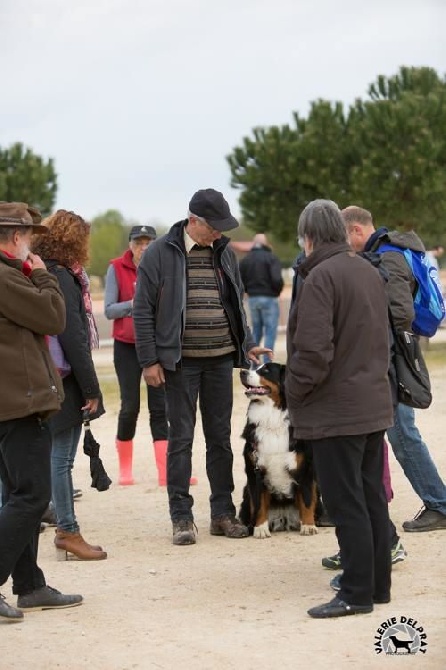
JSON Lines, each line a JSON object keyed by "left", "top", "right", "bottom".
{"left": 0, "top": 202, "right": 83, "bottom": 621}
{"left": 133, "top": 189, "right": 271, "bottom": 545}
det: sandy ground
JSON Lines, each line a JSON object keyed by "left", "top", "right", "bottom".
{"left": 2, "top": 333, "right": 446, "bottom": 670}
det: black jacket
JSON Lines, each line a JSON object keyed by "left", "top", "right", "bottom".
{"left": 133, "top": 220, "right": 256, "bottom": 370}
{"left": 45, "top": 262, "right": 104, "bottom": 433}
{"left": 239, "top": 245, "right": 284, "bottom": 297}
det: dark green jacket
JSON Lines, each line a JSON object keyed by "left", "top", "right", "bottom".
{"left": 0, "top": 251, "right": 65, "bottom": 421}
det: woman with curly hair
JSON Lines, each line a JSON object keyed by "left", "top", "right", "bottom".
{"left": 32, "top": 210, "right": 107, "bottom": 561}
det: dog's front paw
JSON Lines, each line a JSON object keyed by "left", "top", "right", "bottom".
{"left": 300, "top": 524, "right": 318, "bottom": 536}
{"left": 253, "top": 521, "right": 271, "bottom": 539}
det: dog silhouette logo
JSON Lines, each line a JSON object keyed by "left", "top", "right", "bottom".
{"left": 374, "top": 616, "right": 428, "bottom": 655}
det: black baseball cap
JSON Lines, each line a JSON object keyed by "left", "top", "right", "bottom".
{"left": 129, "top": 225, "right": 157, "bottom": 241}
{"left": 188, "top": 189, "right": 239, "bottom": 232}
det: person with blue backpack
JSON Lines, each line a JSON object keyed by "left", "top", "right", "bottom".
{"left": 342, "top": 206, "right": 446, "bottom": 533}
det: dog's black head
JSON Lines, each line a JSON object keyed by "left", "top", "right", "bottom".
{"left": 240, "top": 363, "right": 287, "bottom": 409}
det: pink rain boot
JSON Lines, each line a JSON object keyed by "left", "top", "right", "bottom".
{"left": 153, "top": 440, "right": 197, "bottom": 486}
{"left": 116, "top": 439, "right": 134, "bottom": 485}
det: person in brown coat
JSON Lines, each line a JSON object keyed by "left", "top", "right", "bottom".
{"left": 285, "top": 199, "right": 393, "bottom": 619}
{"left": 0, "top": 202, "right": 82, "bottom": 622}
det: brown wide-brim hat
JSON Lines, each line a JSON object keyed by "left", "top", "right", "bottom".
{"left": 0, "top": 201, "right": 47, "bottom": 233}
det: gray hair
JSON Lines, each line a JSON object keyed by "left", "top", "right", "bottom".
{"left": 0, "top": 226, "right": 30, "bottom": 243}
{"left": 187, "top": 210, "right": 207, "bottom": 225}
{"left": 297, "top": 199, "right": 347, "bottom": 249}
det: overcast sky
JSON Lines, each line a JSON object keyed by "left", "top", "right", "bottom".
{"left": 1, "top": 0, "right": 444, "bottom": 227}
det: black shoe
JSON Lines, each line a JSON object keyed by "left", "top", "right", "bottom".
{"left": 322, "top": 550, "right": 342, "bottom": 570}
{"left": 403, "top": 507, "right": 446, "bottom": 532}
{"left": 308, "top": 596, "right": 373, "bottom": 619}
{"left": 41, "top": 503, "right": 57, "bottom": 527}
{"left": 0, "top": 594, "right": 24, "bottom": 622}
{"left": 172, "top": 520, "right": 196, "bottom": 546}
{"left": 73, "top": 488, "right": 83, "bottom": 500}
{"left": 330, "top": 574, "right": 341, "bottom": 591}
{"left": 17, "top": 586, "right": 83, "bottom": 611}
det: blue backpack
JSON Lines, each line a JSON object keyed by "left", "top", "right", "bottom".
{"left": 379, "top": 243, "right": 445, "bottom": 337}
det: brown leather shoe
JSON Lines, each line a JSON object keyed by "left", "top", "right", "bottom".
{"left": 54, "top": 529, "right": 107, "bottom": 561}
{"left": 210, "top": 515, "right": 249, "bottom": 538}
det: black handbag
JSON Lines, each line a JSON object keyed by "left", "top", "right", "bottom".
{"left": 392, "top": 328, "right": 432, "bottom": 409}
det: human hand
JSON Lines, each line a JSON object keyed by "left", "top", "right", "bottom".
{"left": 247, "top": 346, "right": 274, "bottom": 365}
{"left": 27, "top": 252, "right": 46, "bottom": 271}
{"left": 82, "top": 397, "right": 100, "bottom": 415}
{"left": 143, "top": 363, "right": 165, "bottom": 387}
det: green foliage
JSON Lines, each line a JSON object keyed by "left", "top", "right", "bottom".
{"left": 227, "top": 66, "right": 446, "bottom": 249}
{"left": 89, "top": 209, "right": 128, "bottom": 280}
{"left": 0, "top": 142, "right": 57, "bottom": 215}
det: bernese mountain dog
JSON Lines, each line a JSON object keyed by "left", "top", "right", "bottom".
{"left": 239, "top": 362, "right": 318, "bottom": 538}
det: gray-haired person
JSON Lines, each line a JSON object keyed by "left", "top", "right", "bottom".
{"left": 133, "top": 189, "right": 271, "bottom": 546}
{"left": 286, "top": 199, "right": 393, "bottom": 618}
{"left": 0, "top": 202, "right": 83, "bottom": 621}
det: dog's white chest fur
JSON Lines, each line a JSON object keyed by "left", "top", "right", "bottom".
{"left": 247, "top": 399, "right": 295, "bottom": 496}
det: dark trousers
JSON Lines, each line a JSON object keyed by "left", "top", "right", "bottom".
{"left": 0, "top": 415, "right": 51, "bottom": 596}
{"left": 114, "top": 340, "right": 168, "bottom": 441}
{"left": 310, "top": 431, "right": 391, "bottom": 606}
{"left": 164, "top": 355, "right": 236, "bottom": 521}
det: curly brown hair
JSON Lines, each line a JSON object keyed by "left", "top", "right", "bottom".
{"left": 31, "top": 209, "right": 91, "bottom": 267}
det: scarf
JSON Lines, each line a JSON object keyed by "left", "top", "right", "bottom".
{"left": 71, "top": 263, "right": 100, "bottom": 350}
{"left": 0, "top": 249, "right": 33, "bottom": 276}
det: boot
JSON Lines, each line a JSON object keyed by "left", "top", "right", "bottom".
{"left": 116, "top": 438, "right": 134, "bottom": 485}
{"left": 54, "top": 529, "right": 107, "bottom": 561}
{"left": 153, "top": 440, "right": 197, "bottom": 487}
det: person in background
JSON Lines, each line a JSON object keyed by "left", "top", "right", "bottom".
{"left": 286, "top": 199, "right": 393, "bottom": 618}
{"left": 343, "top": 206, "right": 446, "bottom": 532}
{"left": 0, "top": 202, "right": 82, "bottom": 621}
{"left": 32, "top": 210, "right": 107, "bottom": 561}
{"left": 239, "top": 233, "right": 284, "bottom": 362}
{"left": 104, "top": 225, "right": 197, "bottom": 487}
{"left": 133, "top": 189, "right": 271, "bottom": 546}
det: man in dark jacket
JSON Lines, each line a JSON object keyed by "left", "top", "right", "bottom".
{"left": 286, "top": 199, "right": 393, "bottom": 618}
{"left": 239, "top": 234, "right": 284, "bottom": 362}
{"left": 133, "top": 189, "right": 271, "bottom": 546}
{"left": 343, "top": 205, "right": 446, "bottom": 532}
{"left": 0, "top": 202, "right": 82, "bottom": 622}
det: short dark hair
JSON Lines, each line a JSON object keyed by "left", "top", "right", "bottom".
{"left": 341, "top": 206, "right": 373, "bottom": 227}
{"left": 298, "top": 199, "right": 347, "bottom": 249}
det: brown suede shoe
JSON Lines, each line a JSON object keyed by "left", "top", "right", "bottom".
{"left": 210, "top": 515, "right": 249, "bottom": 538}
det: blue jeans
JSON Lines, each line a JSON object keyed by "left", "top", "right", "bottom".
{"left": 387, "top": 403, "right": 446, "bottom": 515}
{"left": 50, "top": 424, "right": 82, "bottom": 532}
{"left": 248, "top": 296, "right": 280, "bottom": 361}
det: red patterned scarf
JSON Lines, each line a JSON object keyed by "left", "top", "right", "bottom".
{"left": 70, "top": 263, "right": 99, "bottom": 350}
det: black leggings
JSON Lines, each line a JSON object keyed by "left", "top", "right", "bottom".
{"left": 113, "top": 340, "right": 168, "bottom": 441}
